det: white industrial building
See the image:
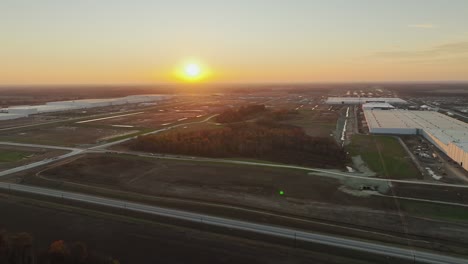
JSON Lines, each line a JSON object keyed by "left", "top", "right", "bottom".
{"left": 326, "top": 97, "right": 407, "bottom": 105}
{"left": 0, "top": 113, "right": 28, "bottom": 121}
{"left": 0, "top": 94, "right": 172, "bottom": 120}
{"left": 362, "top": 102, "right": 395, "bottom": 110}
{"left": 364, "top": 109, "right": 468, "bottom": 171}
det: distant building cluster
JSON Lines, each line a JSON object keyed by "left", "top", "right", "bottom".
{"left": 364, "top": 109, "right": 468, "bottom": 171}
{"left": 0, "top": 94, "right": 172, "bottom": 121}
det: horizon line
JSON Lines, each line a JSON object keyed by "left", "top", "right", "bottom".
{"left": 1, "top": 80, "right": 468, "bottom": 88}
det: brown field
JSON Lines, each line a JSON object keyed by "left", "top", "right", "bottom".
{"left": 0, "top": 196, "right": 384, "bottom": 264}
{"left": 39, "top": 154, "right": 355, "bottom": 207}
{"left": 281, "top": 105, "right": 341, "bottom": 137}
{"left": 17, "top": 153, "right": 468, "bottom": 255}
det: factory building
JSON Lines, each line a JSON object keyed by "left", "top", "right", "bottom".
{"left": 5, "top": 107, "right": 38, "bottom": 115}
{"left": 46, "top": 98, "right": 119, "bottom": 108}
{"left": 326, "top": 97, "right": 407, "bottom": 105}
{"left": 0, "top": 94, "right": 172, "bottom": 120}
{"left": 362, "top": 102, "right": 395, "bottom": 110}
{"left": 364, "top": 109, "right": 468, "bottom": 171}
{"left": 0, "top": 113, "right": 28, "bottom": 121}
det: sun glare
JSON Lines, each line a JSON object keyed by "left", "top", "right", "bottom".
{"left": 173, "top": 60, "right": 211, "bottom": 82}
{"left": 185, "top": 63, "right": 201, "bottom": 77}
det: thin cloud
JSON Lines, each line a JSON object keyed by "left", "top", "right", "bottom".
{"left": 373, "top": 41, "right": 468, "bottom": 59}
{"left": 436, "top": 42, "right": 468, "bottom": 53}
{"left": 408, "top": 24, "right": 436, "bottom": 29}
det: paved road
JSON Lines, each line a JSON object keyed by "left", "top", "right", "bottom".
{"left": 3, "top": 137, "right": 468, "bottom": 191}
{"left": 376, "top": 193, "right": 468, "bottom": 208}
{"left": 0, "top": 98, "right": 194, "bottom": 132}
{"left": 96, "top": 148, "right": 468, "bottom": 189}
{"left": 0, "top": 148, "right": 84, "bottom": 177}
{"left": 89, "top": 114, "right": 219, "bottom": 150}
{"left": 0, "top": 141, "right": 79, "bottom": 151}
{"left": 0, "top": 182, "right": 465, "bottom": 264}
{"left": 0, "top": 115, "right": 218, "bottom": 178}
{"left": 0, "top": 109, "right": 143, "bottom": 132}
{"left": 75, "top": 112, "right": 145, "bottom": 124}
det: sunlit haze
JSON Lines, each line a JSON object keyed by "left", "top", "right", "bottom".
{"left": 1, "top": 0, "right": 468, "bottom": 85}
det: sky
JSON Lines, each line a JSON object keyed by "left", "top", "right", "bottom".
{"left": 1, "top": 0, "right": 468, "bottom": 85}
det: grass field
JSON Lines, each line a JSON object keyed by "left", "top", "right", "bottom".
{"left": 19, "top": 153, "right": 468, "bottom": 252}
{"left": 348, "top": 135, "right": 420, "bottom": 179}
{"left": 0, "top": 146, "right": 68, "bottom": 171}
{"left": 35, "top": 153, "right": 398, "bottom": 215}
{"left": 400, "top": 200, "right": 468, "bottom": 223}
{"left": 0, "top": 150, "right": 30, "bottom": 162}
{"left": 281, "top": 108, "right": 339, "bottom": 137}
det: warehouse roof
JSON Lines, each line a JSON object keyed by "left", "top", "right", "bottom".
{"left": 326, "top": 97, "right": 407, "bottom": 104}
{"left": 365, "top": 110, "right": 468, "bottom": 130}
{"left": 362, "top": 102, "right": 395, "bottom": 109}
{"left": 365, "top": 109, "right": 468, "bottom": 150}
{"left": 0, "top": 113, "right": 27, "bottom": 118}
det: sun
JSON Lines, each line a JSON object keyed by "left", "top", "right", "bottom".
{"left": 184, "top": 63, "right": 201, "bottom": 78}
{"left": 173, "top": 60, "right": 211, "bottom": 82}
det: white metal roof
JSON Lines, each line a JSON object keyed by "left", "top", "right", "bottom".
{"left": 326, "top": 97, "right": 407, "bottom": 104}
{"left": 362, "top": 102, "right": 395, "bottom": 109}
{"left": 1, "top": 94, "right": 173, "bottom": 118}
{"left": 365, "top": 109, "right": 468, "bottom": 151}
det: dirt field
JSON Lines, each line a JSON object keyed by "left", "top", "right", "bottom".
{"left": 281, "top": 105, "right": 340, "bottom": 138}
{"left": 39, "top": 154, "right": 355, "bottom": 206}
{"left": 0, "top": 196, "right": 386, "bottom": 264}
{"left": 13, "top": 153, "right": 468, "bottom": 255}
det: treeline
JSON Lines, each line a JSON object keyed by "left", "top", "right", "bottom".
{"left": 216, "top": 104, "right": 266, "bottom": 123}
{"left": 130, "top": 122, "right": 346, "bottom": 168}
{"left": 0, "top": 230, "right": 119, "bottom": 264}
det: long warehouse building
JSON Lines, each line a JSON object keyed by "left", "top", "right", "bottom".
{"left": 0, "top": 94, "right": 172, "bottom": 120}
{"left": 326, "top": 97, "right": 407, "bottom": 105}
{"left": 364, "top": 109, "right": 468, "bottom": 171}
